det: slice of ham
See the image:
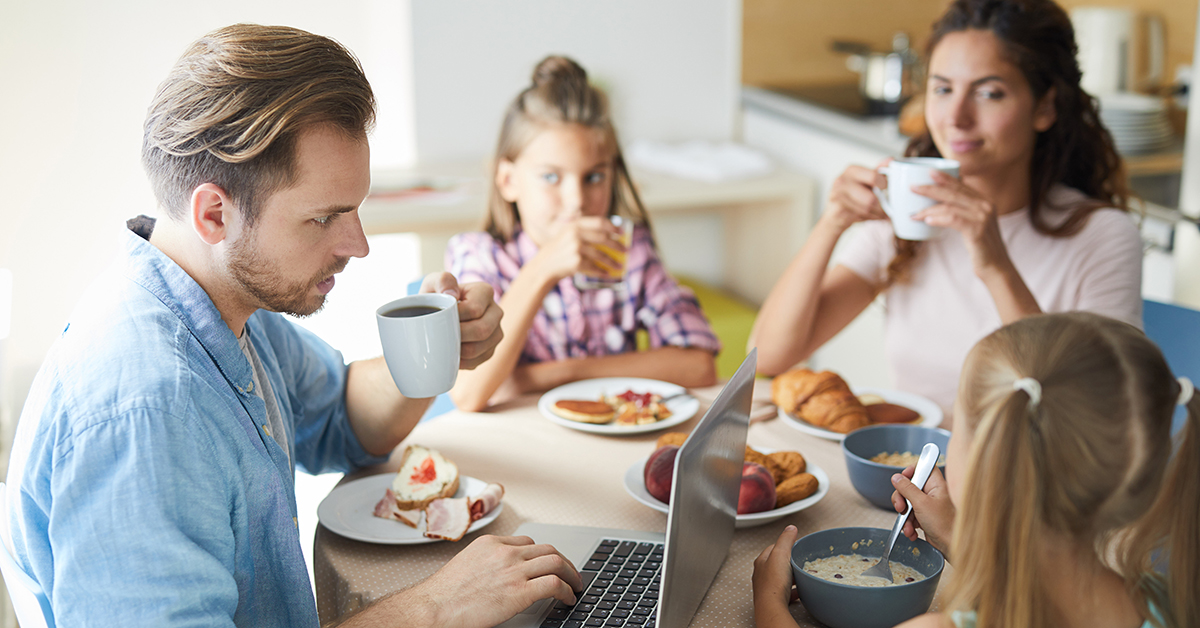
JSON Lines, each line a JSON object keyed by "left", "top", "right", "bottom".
{"left": 424, "top": 497, "right": 472, "bottom": 541}
{"left": 424, "top": 483, "right": 505, "bottom": 541}
{"left": 372, "top": 488, "right": 423, "bottom": 528}
{"left": 468, "top": 483, "right": 505, "bottom": 521}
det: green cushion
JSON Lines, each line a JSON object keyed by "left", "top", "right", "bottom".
{"left": 676, "top": 276, "right": 759, "bottom": 380}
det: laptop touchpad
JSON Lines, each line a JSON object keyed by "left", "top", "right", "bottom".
{"left": 518, "top": 598, "right": 552, "bottom": 616}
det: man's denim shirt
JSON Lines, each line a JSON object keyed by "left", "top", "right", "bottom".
{"left": 5, "top": 223, "right": 386, "bottom": 626}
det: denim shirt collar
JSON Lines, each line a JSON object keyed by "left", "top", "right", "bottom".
{"left": 119, "top": 226, "right": 262, "bottom": 418}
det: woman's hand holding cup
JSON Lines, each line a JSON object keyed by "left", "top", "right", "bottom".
{"left": 819, "top": 163, "right": 892, "bottom": 234}
{"left": 872, "top": 157, "right": 960, "bottom": 241}
{"left": 910, "top": 171, "right": 1012, "bottom": 277}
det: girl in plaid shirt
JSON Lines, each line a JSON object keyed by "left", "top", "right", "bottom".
{"left": 446, "top": 56, "right": 720, "bottom": 411}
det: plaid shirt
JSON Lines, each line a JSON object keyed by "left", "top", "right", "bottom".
{"left": 446, "top": 226, "right": 721, "bottom": 364}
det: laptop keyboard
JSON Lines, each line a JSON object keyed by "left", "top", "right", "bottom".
{"left": 539, "top": 538, "right": 664, "bottom": 628}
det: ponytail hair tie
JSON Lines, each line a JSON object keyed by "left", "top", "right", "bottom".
{"left": 1013, "top": 377, "right": 1042, "bottom": 411}
{"left": 1178, "top": 377, "right": 1195, "bottom": 406}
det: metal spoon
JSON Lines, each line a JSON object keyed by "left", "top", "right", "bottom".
{"left": 860, "top": 442, "right": 940, "bottom": 583}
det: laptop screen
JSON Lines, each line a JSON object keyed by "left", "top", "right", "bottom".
{"left": 657, "top": 349, "right": 756, "bottom": 628}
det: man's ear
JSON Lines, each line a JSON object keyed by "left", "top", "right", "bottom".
{"left": 189, "top": 183, "right": 235, "bottom": 245}
{"left": 495, "top": 159, "right": 519, "bottom": 203}
{"left": 1033, "top": 86, "right": 1057, "bottom": 133}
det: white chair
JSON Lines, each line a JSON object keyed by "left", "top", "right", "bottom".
{"left": 0, "top": 482, "right": 54, "bottom": 628}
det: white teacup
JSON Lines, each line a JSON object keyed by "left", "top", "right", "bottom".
{"left": 873, "top": 157, "right": 960, "bottom": 241}
{"left": 376, "top": 293, "right": 460, "bottom": 398}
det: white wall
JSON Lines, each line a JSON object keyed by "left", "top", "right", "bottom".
{"left": 410, "top": 0, "right": 742, "bottom": 162}
{"left": 0, "top": 0, "right": 414, "bottom": 421}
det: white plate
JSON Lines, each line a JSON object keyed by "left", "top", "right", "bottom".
{"left": 317, "top": 474, "right": 503, "bottom": 544}
{"left": 778, "top": 387, "right": 943, "bottom": 442}
{"left": 537, "top": 377, "right": 701, "bottom": 435}
{"left": 622, "top": 452, "right": 829, "bottom": 528}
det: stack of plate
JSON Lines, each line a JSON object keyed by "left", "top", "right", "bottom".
{"left": 1097, "top": 93, "right": 1175, "bottom": 155}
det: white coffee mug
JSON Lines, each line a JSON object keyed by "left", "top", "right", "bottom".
{"left": 873, "top": 157, "right": 960, "bottom": 241}
{"left": 376, "top": 293, "right": 460, "bottom": 398}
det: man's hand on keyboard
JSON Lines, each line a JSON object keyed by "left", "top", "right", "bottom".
{"left": 412, "top": 534, "right": 583, "bottom": 627}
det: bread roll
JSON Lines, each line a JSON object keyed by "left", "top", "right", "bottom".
{"left": 391, "top": 445, "right": 460, "bottom": 510}
{"left": 775, "top": 472, "right": 819, "bottom": 508}
{"left": 655, "top": 432, "right": 688, "bottom": 449}
{"left": 765, "top": 451, "right": 807, "bottom": 484}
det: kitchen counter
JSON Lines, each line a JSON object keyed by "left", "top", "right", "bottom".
{"left": 742, "top": 86, "right": 909, "bottom": 156}
{"left": 745, "top": 84, "right": 1184, "bottom": 182}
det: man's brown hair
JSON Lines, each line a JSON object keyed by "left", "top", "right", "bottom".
{"left": 141, "top": 24, "right": 376, "bottom": 224}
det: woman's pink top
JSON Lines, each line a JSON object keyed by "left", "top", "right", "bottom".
{"left": 836, "top": 185, "right": 1143, "bottom": 420}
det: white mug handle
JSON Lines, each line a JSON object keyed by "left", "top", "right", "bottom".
{"left": 873, "top": 166, "right": 891, "bottom": 213}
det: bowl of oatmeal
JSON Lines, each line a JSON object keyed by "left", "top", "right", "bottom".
{"left": 842, "top": 424, "right": 950, "bottom": 510}
{"left": 790, "top": 526, "right": 945, "bottom": 628}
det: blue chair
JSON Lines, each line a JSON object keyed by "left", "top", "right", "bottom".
{"left": 1143, "top": 299, "right": 1200, "bottom": 435}
{"left": 406, "top": 278, "right": 457, "bottom": 421}
{"left": 0, "top": 483, "right": 55, "bottom": 628}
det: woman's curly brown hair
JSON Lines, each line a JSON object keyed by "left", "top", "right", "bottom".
{"left": 886, "top": 0, "right": 1129, "bottom": 285}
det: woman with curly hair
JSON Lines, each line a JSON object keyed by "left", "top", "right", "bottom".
{"left": 750, "top": 0, "right": 1142, "bottom": 426}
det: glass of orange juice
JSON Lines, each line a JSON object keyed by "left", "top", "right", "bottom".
{"left": 574, "top": 215, "right": 632, "bottom": 290}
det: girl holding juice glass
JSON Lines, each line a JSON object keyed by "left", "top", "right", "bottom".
{"left": 753, "top": 312, "right": 1200, "bottom": 628}
{"left": 446, "top": 56, "right": 720, "bottom": 411}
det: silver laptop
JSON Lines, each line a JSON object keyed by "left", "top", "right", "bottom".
{"left": 499, "top": 349, "right": 756, "bottom": 628}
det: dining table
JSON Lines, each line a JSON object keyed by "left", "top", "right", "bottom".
{"left": 312, "top": 378, "right": 953, "bottom": 627}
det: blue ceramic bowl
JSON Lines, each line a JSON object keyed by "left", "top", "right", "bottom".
{"left": 791, "top": 526, "right": 945, "bottom": 628}
{"left": 842, "top": 424, "right": 950, "bottom": 510}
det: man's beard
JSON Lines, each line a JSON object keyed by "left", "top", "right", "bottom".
{"left": 227, "top": 231, "right": 349, "bottom": 317}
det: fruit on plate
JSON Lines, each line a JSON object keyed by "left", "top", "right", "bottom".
{"left": 644, "top": 445, "right": 679, "bottom": 502}
{"left": 737, "top": 462, "right": 777, "bottom": 514}
{"left": 643, "top": 435, "right": 819, "bottom": 513}
{"left": 607, "top": 390, "right": 673, "bottom": 426}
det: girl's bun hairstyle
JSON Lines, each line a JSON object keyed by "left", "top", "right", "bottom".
{"left": 520, "top": 56, "right": 607, "bottom": 129}
{"left": 531, "top": 55, "right": 587, "bottom": 87}
{"left": 484, "top": 55, "right": 650, "bottom": 243}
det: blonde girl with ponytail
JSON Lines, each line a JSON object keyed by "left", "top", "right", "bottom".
{"left": 445, "top": 56, "right": 720, "bottom": 411}
{"left": 753, "top": 312, "right": 1199, "bottom": 628}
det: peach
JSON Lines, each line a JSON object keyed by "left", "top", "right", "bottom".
{"left": 644, "top": 445, "right": 679, "bottom": 503}
{"left": 738, "top": 462, "right": 777, "bottom": 514}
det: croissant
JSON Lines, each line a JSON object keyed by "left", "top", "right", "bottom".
{"left": 770, "top": 369, "right": 845, "bottom": 413}
{"left": 771, "top": 368, "right": 870, "bottom": 434}
{"left": 798, "top": 388, "right": 870, "bottom": 433}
